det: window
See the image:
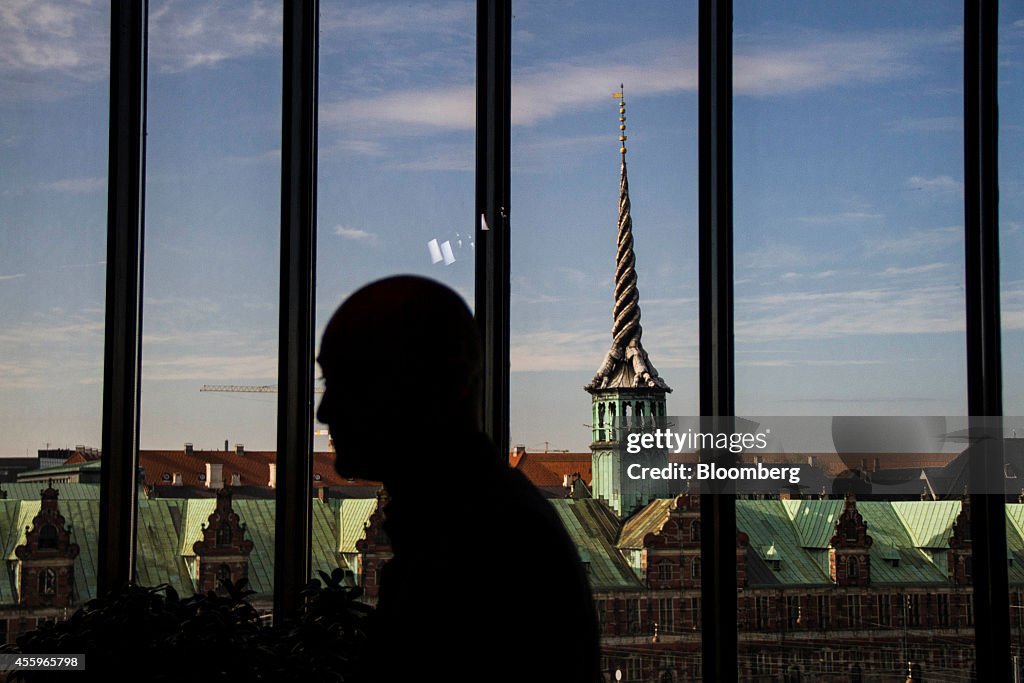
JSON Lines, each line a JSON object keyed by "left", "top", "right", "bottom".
{"left": 627, "top": 598, "right": 641, "bottom": 635}
{"left": 756, "top": 596, "right": 770, "bottom": 630}
{"left": 787, "top": 595, "right": 800, "bottom": 629}
{"left": 847, "top": 595, "right": 861, "bottom": 628}
{"left": 659, "top": 598, "right": 675, "bottom": 634}
{"left": 692, "top": 556, "right": 701, "bottom": 579}
{"left": 658, "top": 562, "right": 673, "bottom": 583}
{"left": 17, "top": 1, "right": 1013, "bottom": 680}
{"left": 37, "top": 569, "right": 56, "bottom": 597}
{"left": 879, "top": 594, "right": 892, "bottom": 627}
{"left": 38, "top": 525, "right": 57, "bottom": 550}
{"left": 938, "top": 593, "right": 949, "bottom": 627}
{"left": 818, "top": 595, "right": 830, "bottom": 629}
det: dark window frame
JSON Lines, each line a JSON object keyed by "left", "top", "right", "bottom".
{"left": 95, "top": 0, "right": 1009, "bottom": 680}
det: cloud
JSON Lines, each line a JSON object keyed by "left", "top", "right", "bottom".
{"left": 0, "top": 0, "right": 108, "bottom": 81}
{"left": 141, "top": 352, "right": 277, "bottom": 382}
{"left": 0, "top": 273, "right": 26, "bottom": 282}
{"left": 322, "top": 2, "right": 473, "bottom": 37}
{"left": 882, "top": 262, "right": 948, "bottom": 276}
{"left": 888, "top": 116, "right": 961, "bottom": 133}
{"left": 148, "top": 0, "right": 281, "bottom": 72}
{"left": 865, "top": 226, "right": 961, "bottom": 255}
{"left": 906, "top": 175, "right": 964, "bottom": 195}
{"left": 43, "top": 176, "right": 106, "bottom": 193}
{"left": 333, "top": 225, "right": 379, "bottom": 244}
{"left": 797, "top": 212, "right": 883, "bottom": 225}
{"left": 735, "top": 284, "right": 969, "bottom": 342}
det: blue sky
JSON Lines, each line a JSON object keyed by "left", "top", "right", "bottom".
{"left": 0, "top": 1, "right": 1022, "bottom": 456}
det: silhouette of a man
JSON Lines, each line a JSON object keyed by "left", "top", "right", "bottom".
{"left": 317, "top": 276, "right": 601, "bottom": 683}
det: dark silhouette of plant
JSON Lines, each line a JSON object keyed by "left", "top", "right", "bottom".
{"left": 1, "top": 571, "right": 373, "bottom": 683}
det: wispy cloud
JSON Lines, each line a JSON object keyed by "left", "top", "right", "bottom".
{"left": 865, "top": 226, "right": 961, "bottom": 255}
{"left": 0, "top": 273, "right": 25, "bottom": 282}
{"left": 322, "top": 2, "right": 472, "bottom": 37}
{"left": 797, "top": 212, "right": 883, "bottom": 225}
{"left": 906, "top": 174, "right": 964, "bottom": 196}
{"left": 888, "top": 116, "right": 961, "bottom": 133}
{"left": 43, "top": 176, "right": 105, "bottom": 193}
{"left": 882, "top": 262, "right": 949, "bottom": 276}
{"left": 333, "top": 225, "right": 380, "bottom": 244}
{"left": 148, "top": 0, "right": 281, "bottom": 72}
{"left": 141, "top": 353, "right": 277, "bottom": 382}
{"left": 0, "top": 0, "right": 107, "bottom": 81}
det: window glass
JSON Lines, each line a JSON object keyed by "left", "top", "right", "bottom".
{"left": 510, "top": 3, "right": 698, "bottom": 680}
{"left": 0, "top": 0, "right": 109, "bottom": 639}
{"left": 734, "top": 2, "right": 971, "bottom": 680}
{"left": 138, "top": 0, "right": 282, "bottom": 614}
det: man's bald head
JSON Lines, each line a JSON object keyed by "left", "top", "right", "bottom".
{"left": 317, "top": 276, "right": 482, "bottom": 480}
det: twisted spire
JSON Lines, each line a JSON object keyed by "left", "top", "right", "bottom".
{"left": 586, "top": 88, "right": 670, "bottom": 393}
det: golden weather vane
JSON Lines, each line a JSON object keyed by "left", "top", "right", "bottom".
{"left": 612, "top": 83, "right": 626, "bottom": 156}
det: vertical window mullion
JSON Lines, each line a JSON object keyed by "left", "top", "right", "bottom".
{"left": 475, "top": 0, "right": 512, "bottom": 461}
{"left": 98, "top": 0, "right": 148, "bottom": 597}
{"left": 274, "top": 0, "right": 318, "bottom": 619}
{"left": 964, "top": 0, "right": 1009, "bottom": 679}
{"left": 698, "top": 1, "right": 736, "bottom": 682}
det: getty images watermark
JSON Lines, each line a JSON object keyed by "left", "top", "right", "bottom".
{"left": 608, "top": 416, "right": 1024, "bottom": 495}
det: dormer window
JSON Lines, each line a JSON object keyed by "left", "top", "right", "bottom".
{"left": 768, "top": 559, "right": 781, "bottom": 571}
{"left": 37, "top": 568, "right": 56, "bottom": 596}
{"left": 38, "top": 524, "right": 57, "bottom": 550}
{"left": 847, "top": 558, "right": 859, "bottom": 579}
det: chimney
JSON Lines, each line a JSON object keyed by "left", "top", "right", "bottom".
{"left": 230, "top": 472, "right": 241, "bottom": 487}
{"left": 268, "top": 463, "right": 277, "bottom": 488}
{"left": 185, "top": 443, "right": 194, "bottom": 456}
{"left": 513, "top": 444, "right": 526, "bottom": 457}
{"left": 205, "top": 463, "right": 224, "bottom": 490}
{"left": 235, "top": 443, "right": 244, "bottom": 456}
{"left": 225, "top": 440, "right": 229, "bottom": 452}
{"left": 318, "top": 486, "right": 328, "bottom": 502}
{"left": 172, "top": 472, "right": 183, "bottom": 486}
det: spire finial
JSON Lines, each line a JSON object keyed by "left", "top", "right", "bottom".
{"left": 585, "top": 86, "right": 670, "bottom": 394}
{"left": 613, "top": 85, "right": 627, "bottom": 156}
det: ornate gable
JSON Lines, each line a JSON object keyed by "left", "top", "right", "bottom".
{"left": 948, "top": 496, "right": 972, "bottom": 586}
{"left": 355, "top": 489, "right": 393, "bottom": 601}
{"left": 828, "top": 493, "right": 872, "bottom": 586}
{"left": 15, "top": 485, "right": 80, "bottom": 608}
{"left": 192, "top": 486, "right": 253, "bottom": 594}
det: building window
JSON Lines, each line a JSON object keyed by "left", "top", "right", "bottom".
{"left": 626, "top": 656, "right": 642, "bottom": 682}
{"left": 818, "top": 595, "right": 830, "bottom": 629}
{"left": 659, "top": 598, "right": 674, "bottom": 634}
{"left": 937, "top": 593, "right": 949, "bottom": 627}
{"left": 595, "top": 600, "right": 605, "bottom": 634}
{"left": 847, "top": 595, "right": 861, "bottom": 628}
{"left": 658, "top": 561, "right": 673, "bottom": 583}
{"left": 879, "top": 594, "right": 892, "bottom": 626}
{"left": 38, "top": 525, "right": 57, "bottom": 550}
{"left": 846, "top": 557, "right": 858, "bottom": 579}
{"left": 691, "top": 520, "right": 701, "bottom": 542}
{"left": 37, "top": 568, "right": 56, "bottom": 596}
{"left": 627, "top": 598, "right": 641, "bottom": 635}
{"left": 691, "top": 597, "right": 702, "bottom": 629}
{"left": 909, "top": 594, "right": 921, "bottom": 627}
{"left": 691, "top": 556, "right": 701, "bottom": 579}
{"left": 787, "top": 595, "right": 800, "bottom": 629}
{"left": 757, "top": 596, "right": 770, "bottom": 630}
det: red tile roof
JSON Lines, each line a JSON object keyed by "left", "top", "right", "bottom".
{"left": 138, "top": 449, "right": 379, "bottom": 490}
{"left": 509, "top": 450, "right": 592, "bottom": 488}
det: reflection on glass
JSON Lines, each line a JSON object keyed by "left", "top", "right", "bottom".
{"left": 734, "top": 2, "right": 972, "bottom": 680}
{"left": 137, "top": 1, "right": 281, "bottom": 614}
{"left": 0, "top": 2, "right": 108, "bottom": 641}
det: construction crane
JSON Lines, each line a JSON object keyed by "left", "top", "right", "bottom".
{"left": 200, "top": 384, "right": 325, "bottom": 394}
{"left": 199, "top": 384, "right": 331, "bottom": 440}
